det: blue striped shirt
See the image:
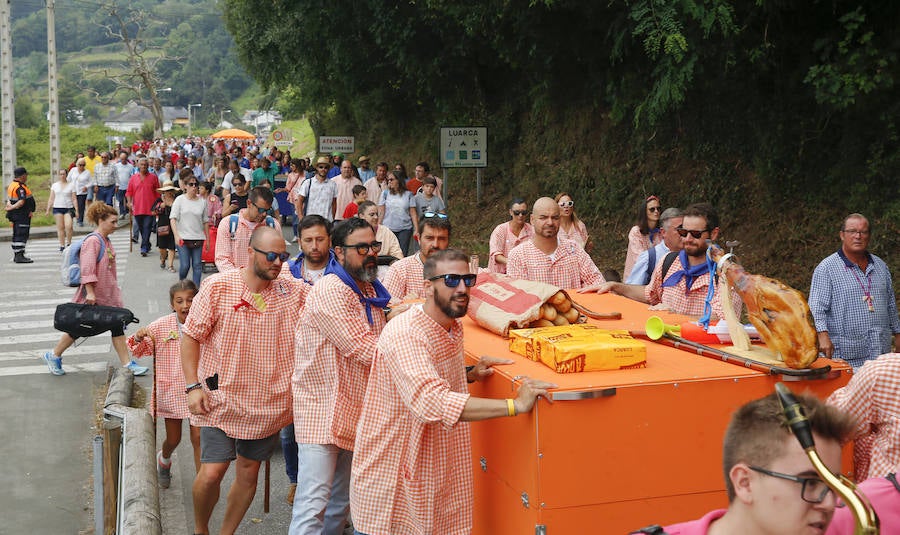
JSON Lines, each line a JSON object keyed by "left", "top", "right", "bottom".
{"left": 808, "top": 249, "right": 900, "bottom": 367}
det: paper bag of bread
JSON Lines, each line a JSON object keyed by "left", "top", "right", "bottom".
{"left": 509, "top": 324, "right": 606, "bottom": 361}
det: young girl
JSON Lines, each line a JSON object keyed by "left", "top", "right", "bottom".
{"left": 127, "top": 281, "right": 200, "bottom": 488}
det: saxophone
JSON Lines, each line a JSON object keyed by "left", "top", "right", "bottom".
{"left": 775, "top": 383, "right": 879, "bottom": 534}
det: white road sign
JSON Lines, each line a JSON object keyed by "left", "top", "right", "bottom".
{"left": 440, "top": 127, "right": 487, "bottom": 168}
{"left": 319, "top": 136, "right": 355, "bottom": 153}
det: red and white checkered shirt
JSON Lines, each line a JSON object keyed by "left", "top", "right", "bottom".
{"left": 487, "top": 221, "right": 534, "bottom": 274}
{"left": 827, "top": 353, "right": 900, "bottom": 481}
{"left": 384, "top": 253, "right": 425, "bottom": 302}
{"left": 644, "top": 253, "right": 742, "bottom": 319}
{"left": 128, "top": 313, "right": 189, "bottom": 420}
{"left": 506, "top": 238, "right": 603, "bottom": 289}
{"left": 182, "top": 269, "right": 308, "bottom": 439}
{"left": 351, "top": 305, "right": 471, "bottom": 535}
{"left": 214, "top": 210, "right": 283, "bottom": 272}
{"left": 292, "top": 273, "right": 387, "bottom": 449}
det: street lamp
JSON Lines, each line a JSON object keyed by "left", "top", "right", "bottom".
{"left": 188, "top": 103, "right": 201, "bottom": 138}
{"left": 220, "top": 108, "right": 231, "bottom": 127}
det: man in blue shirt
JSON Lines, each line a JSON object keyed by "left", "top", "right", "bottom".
{"left": 625, "top": 207, "right": 683, "bottom": 285}
{"left": 808, "top": 213, "right": 900, "bottom": 369}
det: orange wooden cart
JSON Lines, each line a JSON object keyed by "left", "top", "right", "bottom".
{"left": 463, "top": 293, "right": 853, "bottom": 535}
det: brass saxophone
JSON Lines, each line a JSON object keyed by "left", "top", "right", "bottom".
{"left": 775, "top": 383, "right": 879, "bottom": 534}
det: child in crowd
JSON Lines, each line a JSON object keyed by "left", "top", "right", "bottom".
{"left": 414, "top": 176, "right": 445, "bottom": 218}
{"left": 200, "top": 181, "right": 222, "bottom": 229}
{"left": 341, "top": 184, "right": 369, "bottom": 219}
{"left": 127, "top": 280, "right": 201, "bottom": 488}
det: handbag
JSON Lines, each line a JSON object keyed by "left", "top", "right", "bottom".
{"left": 157, "top": 225, "right": 171, "bottom": 236}
{"left": 53, "top": 302, "right": 139, "bottom": 338}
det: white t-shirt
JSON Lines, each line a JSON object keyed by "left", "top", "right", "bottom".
{"left": 170, "top": 195, "right": 209, "bottom": 240}
{"left": 68, "top": 168, "right": 92, "bottom": 195}
{"left": 298, "top": 178, "right": 338, "bottom": 221}
{"left": 222, "top": 168, "right": 252, "bottom": 194}
{"left": 51, "top": 181, "right": 76, "bottom": 209}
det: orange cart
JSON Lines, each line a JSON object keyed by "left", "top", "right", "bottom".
{"left": 463, "top": 293, "right": 852, "bottom": 535}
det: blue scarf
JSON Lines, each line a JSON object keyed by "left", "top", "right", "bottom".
{"left": 648, "top": 227, "right": 660, "bottom": 244}
{"left": 288, "top": 250, "right": 337, "bottom": 283}
{"left": 325, "top": 254, "right": 391, "bottom": 325}
{"left": 661, "top": 250, "right": 710, "bottom": 293}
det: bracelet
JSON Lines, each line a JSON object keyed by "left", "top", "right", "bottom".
{"left": 185, "top": 382, "right": 202, "bottom": 394}
{"left": 506, "top": 398, "right": 517, "bottom": 417}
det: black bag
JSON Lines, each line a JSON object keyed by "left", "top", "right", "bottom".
{"left": 53, "top": 303, "right": 139, "bottom": 338}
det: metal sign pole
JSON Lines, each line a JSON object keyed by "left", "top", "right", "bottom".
{"left": 476, "top": 168, "right": 482, "bottom": 204}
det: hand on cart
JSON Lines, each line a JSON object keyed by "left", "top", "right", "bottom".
{"left": 467, "top": 355, "right": 514, "bottom": 383}
{"left": 513, "top": 377, "right": 558, "bottom": 414}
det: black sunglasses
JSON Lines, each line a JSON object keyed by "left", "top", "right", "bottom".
{"left": 342, "top": 241, "right": 382, "bottom": 255}
{"left": 648, "top": 206, "right": 661, "bottom": 213}
{"left": 428, "top": 273, "right": 477, "bottom": 288}
{"left": 185, "top": 182, "right": 198, "bottom": 187}
{"left": 252, "top": 247, "right": 290, "bottom": 262}
{"left": 675, "top": 227, "right": 710, "bottom": 239}
{"left": 511, "top": 210, "right": 528, "bottom": 216}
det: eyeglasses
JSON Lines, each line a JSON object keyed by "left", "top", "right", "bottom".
{"left": 428, "top": 273, "right": 477, "bottom": 288}
{"left": 232, "top": 181, "right": 242, "bottom": 186}
{"left": 250, "top": 201, "right": 273, "bottom": 214}
{"left": 511, "top": 210, "right": 528, "bottom": 216}
{"left": 748, "top": 466, "right": 832, "bottom": 504}
{"left": 423, "top": 212, "right": 448, "bottom": 219}
{"left": 342, "top": 241, "right": 382, "bottom": 255}
{"left": 675, "top": 227, "right": 710, "bottom": 239}
{"left": 185, "top": 182, "right": 198, "bottom": 187}
{"left": 648, "top": 206, "right": 661, "bottom": 213}
{"left": 252, "top": 247, "right": 290, "bottom": 262}
{"left": 316, "top": 164, "right": 329, "bottom": 169}
{"left": 558, "top": 200, "right": 574, "bottom": 207}
{"left": 841, "top": 229, "right": 870, "bottom": 237}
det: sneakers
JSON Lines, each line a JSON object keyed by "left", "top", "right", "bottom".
{"left": 125, "top": 360, "right": 149, "bottom": 376}
{"left": 286, "top": 483, "right": 297, "bottom": 505}
{"left": 42, "top": 351, "right": 65, "bottom": 376}
{"left": 157, "top": 451, "right": 172, "bottom": 488}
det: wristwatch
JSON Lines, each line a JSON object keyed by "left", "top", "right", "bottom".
{"left": 185, "top": 382, "right": 202, "bottom": 394}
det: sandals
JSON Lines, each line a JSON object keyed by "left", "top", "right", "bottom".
{"left": 166, "top": 266, "right": 176, "bottom": 273}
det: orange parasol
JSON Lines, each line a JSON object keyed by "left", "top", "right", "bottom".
{"left": 210, "top": 128, "right": 256, "bottom": 140}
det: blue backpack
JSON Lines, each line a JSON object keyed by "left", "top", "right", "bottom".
{"left": 228, "top": 213, "right": 276, "bottom": 239}
{"left": 61, "top": 232, "right": 106, "bottom": 287}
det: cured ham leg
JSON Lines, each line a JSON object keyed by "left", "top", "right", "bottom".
{"left": 708, "top": 244, "right": 818, "bottom": 369}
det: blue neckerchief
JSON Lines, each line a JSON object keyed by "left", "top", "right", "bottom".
{"left": 648, "top": 227, "right": 660, "bottom": 243}
{"left": 325, "top": 254, "right": 391, "bottom": 325}
{"left": 289, "top": 250, "right": 337, "bottom": 283}
{"left": 662, "top": 250, "right": 710, "bottom": 293}
{"left": 698, "top": 251, "right": 717, "bottom": 330}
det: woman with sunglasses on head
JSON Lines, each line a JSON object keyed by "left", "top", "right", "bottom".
{"left": 170, "top": 169, "right": 209, "bottom": 286}
{"left": 554, "top": 192, "right": 591, "bottom": 252}
{"left": 624, "top": 195, "right": 663, "bottom": 281}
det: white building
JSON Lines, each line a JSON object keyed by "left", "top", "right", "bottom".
{"left": 104, "top": 102, "right": 188, "bottom": 132}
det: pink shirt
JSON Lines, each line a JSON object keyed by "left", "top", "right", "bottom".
{"left": 128, "top": 313, "right": 189, "bottom": 419}
{"left": 644, "top": 253, "right": 742, "bottom": 320}
{"left": 506, "top": 238, "right": 603, "bottom": 289}
{"left": 332, "top": 175, "right": 362, "bottom": 221}
{"left": 74, "top": 233, "right": 122, "bottom": 308}
{"left": 384, "top": 253, "right": 425, "bottom": 302}
{"left": 663, "top": 509, "right": 727, "bottom": 534}
{"left": 214, "top": 211, "right": 282, "bottom": 272}
{"left": 487, "top": 221, "right": 534, "bottom": 274}
{"left": 826, "top": 475, "right": 900, "bottom": 534}
{"left": 624, "top": 225, "right": 660, "bottom": 280}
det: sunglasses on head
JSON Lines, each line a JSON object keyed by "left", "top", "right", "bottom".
{"left": 511, "top": 210, "right": 528, "bottom": 216}
{"left": 675, "top": 227, "right": 709, "bottom": 239}
{"left": 342, "top": 241, "right": 382, "bottom": 255}
{"left": 252, "top": 247, "right": 290, "bottom": 262}
{"left": 428, "top": 273, "right": 477, "bottom": 288}
{"left": 558, "top": 200, "right": 574, "bottom": 207}
{"left": 423, "top": 211, "right": 448, "bottom": 219}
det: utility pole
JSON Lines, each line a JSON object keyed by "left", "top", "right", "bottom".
{"left": 47, "top": 0, "right": 60, "bottom": 174}
{"left": 0, "top": 0, "right": 16, "bottom": 189}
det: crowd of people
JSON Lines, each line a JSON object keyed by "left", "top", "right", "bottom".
{"left": 8, "top": 134, "right": 900, "bottom": 534}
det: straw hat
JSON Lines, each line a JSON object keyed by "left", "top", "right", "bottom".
{"left": 315, "top": 156, "right": 331, "bottom": 167}
{"left": 157, "top": 180, "right": 180, "bottom": 193}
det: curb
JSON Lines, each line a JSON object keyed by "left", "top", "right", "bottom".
{"left": 0, "top": 219, "right": 132, "bottom": 243}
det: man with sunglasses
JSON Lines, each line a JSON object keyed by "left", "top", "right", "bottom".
{"left": 507, "top": 197, "right": 603, "bottom": 289}
{"left": 215, "top": 186, "right": 281, "bottom": 272}
{"left": 350, "top": 248, "right": 557, "bottom": 535}
{"left": 808, "top": 213, "right": 900, "bottom": 370}
{"left": 637, "top": 392, "right": 853, "bottom": 534}
{"left": 488, "top": 197, "right": 534, "bottom": 274}
{"left": 384, "top": 214, "right": 452, "bottom": 301}
{"left": 290, "top": 218, "right": 392, "bottom": 535}
{"left": 583, "top": 203, "right": 741, "bottom": 320}
{"left": 297, "top": 156, "right": 338, "bottom": 221}
{"left": 182, "top": 226, "right": 309, "bottom": 535}
{"left": 625, "top": 207, "right": 684, "bottom": 285}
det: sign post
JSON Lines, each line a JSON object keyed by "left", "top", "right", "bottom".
{"left": 440, "top": 127, "right": 487, "bottom": 203}
{"left": 318, "top": 136, "right": 355, "bottom": 154}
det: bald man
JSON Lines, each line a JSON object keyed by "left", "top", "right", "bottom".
{"left": 506, "top": 197, "right": 603, "bottom": 289}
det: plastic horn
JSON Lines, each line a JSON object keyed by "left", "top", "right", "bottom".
{"left": 774, "top": 383, "right": 879, "bottom": 534}
{"left": 645, "top": 316, "right": 680, "bottom": 341}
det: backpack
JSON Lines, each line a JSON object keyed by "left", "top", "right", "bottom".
{"left": 228, "top": 213, "right": 276, "bottom": 239}
{"left": 53, "top": 302, "right": 138, "bottom": 338}
{"left": 61, "top": 233, "right": 106, "bottom": 287}
{"left": 660, "top": 251, "right": 679, "bottom": 282}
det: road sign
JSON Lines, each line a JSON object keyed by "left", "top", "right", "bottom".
{"left": 270, "top": 129, "right": 293, "bottom": 147}
{"left": 440, "top": 127, "right": 487, "bottom": 168}
{"left": 319, "top": 136, "right": 355, "bottom": 154}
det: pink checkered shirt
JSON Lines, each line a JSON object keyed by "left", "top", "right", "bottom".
{"left": 643, "top": 253, "right": 742, "bottom": 319}
{"left": 487, "top": 221, "right": 534, "bottom": 274}
{"left": 128, "top": 313, "right": 189, "bottom": 420}
{"left": 351, "top": 305, "right": 471, "bottom": 535}
{"left": 292, "top": 274, "right": 387, "bottom": 449}
{"left": 827, "top": 353, "right": 900, "bottom": 481}
{"left": 182, "top": 269, "right": 308, "bottom": 439}
{"left": 506, "top": 238, "right": 603, "bottom": 289}
{"left": 214, "top": 210, "right": 283, "bottom": 272}
{"left": 384, "top": 253, "right": 425, "bottom": 302}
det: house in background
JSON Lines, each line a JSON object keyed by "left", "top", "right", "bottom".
{"left": 104, "top": 102, "right": 188, "bottom": 132}
{"left": 241, "top": 110, "right": 282, "bottom": 134}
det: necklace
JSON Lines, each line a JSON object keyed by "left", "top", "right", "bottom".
{"left": 848, "top": 265, "right": 874, "bottom": 313}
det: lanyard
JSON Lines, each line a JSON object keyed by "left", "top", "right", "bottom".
{"left": 848, "top": 265, "right": 874, "bottom": 313}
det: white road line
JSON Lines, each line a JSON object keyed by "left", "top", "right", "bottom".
{"left": 0, "top": 360, "right": 108, "bottom": 377}
{"left": 5, "top": 298, "right": 70, "bottom": 307}
{"left": 0, "top": 308, "right": 56, "bottom": 319}
{"left": 0, "top": 344, "right": 110, "bottom": 362}
{"left": 0, "top": 289, "right": 71, "bottom": 298}
{"left": 0, "top": 319, "right": 53, "bottom": 331}
{"left": 0, "top": 332, "right": 71, "bottom": 344}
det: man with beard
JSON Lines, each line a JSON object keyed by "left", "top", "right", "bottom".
{"left": 582, "top": 202, "right": 742, "bottom": 320}
{"left": 364, "top": 162, "right": 389, "bottom": 204}
{"left": 290, "top": 218, "right": 392, "bottom": 535}
{"left": 215, "top": 186, "right": 280, "bottom": 272}
{"left": 507, "top": 197, "right": 603, "bottom": 289}
{"left": 383, "top": 215, "right": 451, "bottom": 301}
{"left": 350, "top": 249, "right": 557, "bottom": 535}
{"left": 182, "top": 226, "right": 309, "bottom": 535}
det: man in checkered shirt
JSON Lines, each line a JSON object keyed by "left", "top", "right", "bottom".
{"left": 506, "top": 197, "right": 604, "bottom": 289}
{"left": 384, "top": 215, "right": 451, "bottom": 301}
{"left": 350, "top": 248, "right": 556, "bottom": 535}
{"left": 582, "top": 202, "right": 742, "bottom": 320}
{"left": 181, "top": 226, "right": 308, "bottom": 535}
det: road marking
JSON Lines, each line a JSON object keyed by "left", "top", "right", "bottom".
{"left": 0, "top": 307, "right": 56, "bottom": 319}
{"left": 0, "top": 344, "right": 110, "bottom": 362}
{"left": 0, "top": 320, "right": 54, "bottom": 331}
{"left": 0, "top": 360, "right": 108, "bottom": 377}
{"left": 0, "top": 332, "right": 73, "bottom": 344}
{"left": 0, "top": 289, "right": 71, "bottom": 299}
